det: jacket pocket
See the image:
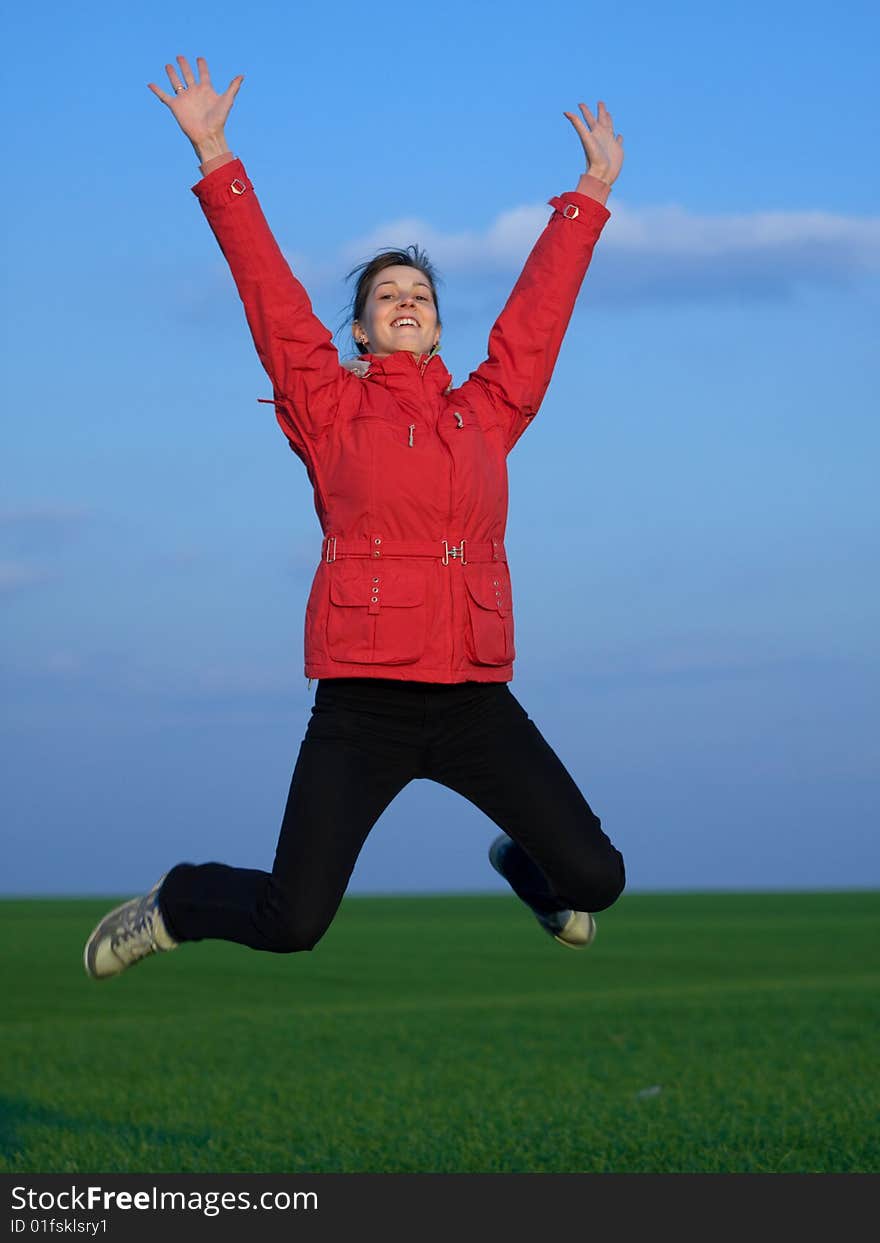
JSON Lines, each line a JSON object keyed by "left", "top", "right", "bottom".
{"left": 326, "top": 562, "right": 427, "bottom": 665}
{"left": 463, "top": 565, "right": 516, "bottom": 666}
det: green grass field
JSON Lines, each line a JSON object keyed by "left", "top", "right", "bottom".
{"left": 2, "top": 891, "right": 878, "bottom": 1173}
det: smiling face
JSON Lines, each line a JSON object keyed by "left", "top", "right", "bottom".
{"left": 353, "top": 265, "right": 440, "bottom": 359}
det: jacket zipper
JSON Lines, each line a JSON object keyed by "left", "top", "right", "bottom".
{"left": 416, "top": 352, "right": 458, "bottom": 673}
{"left": 408, "top": 350, "right": 433, "bottom": 440}
{"left": 441, "top": 406, "right": 458, "bottom": 675}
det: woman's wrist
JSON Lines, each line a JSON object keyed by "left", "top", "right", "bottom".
{"left": 191, "top": 132, "right": 231, "bottom": 164}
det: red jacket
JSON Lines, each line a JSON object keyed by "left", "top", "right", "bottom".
{"left": 193, "top": 159, "right": 611, "bottom": 683}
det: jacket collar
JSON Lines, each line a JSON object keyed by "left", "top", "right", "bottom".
{"left": 343, "top": 350, "right": 453, "bottom": 396}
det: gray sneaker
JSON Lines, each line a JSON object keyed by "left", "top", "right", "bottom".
{"left": 489, "top": 834, "right": 597, "bottom": 949}
{"left": 83, "top": 875, "right": 178, "bottom": 979}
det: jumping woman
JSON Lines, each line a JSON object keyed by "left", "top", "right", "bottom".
{"left": 84, "top": 54, "right": 627, "bottom": 979}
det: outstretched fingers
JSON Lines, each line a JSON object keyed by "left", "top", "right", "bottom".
{"left": 156, "top": 54, "right": 204, "bottom": 98}
{"left": 160, "top": 60, "right": 185, "bottom": 96}
{"left": 591, "top": 102, "right": 623, "bottom": 144}
{"left": 580, "top": 101, "right": 614, "bottom": 130}
{"left": 226, "top": 73, "right": 245, "bottom": 101}
{"left": 564, "top": 109, "right": 602, "bottom": 157}
{"left": 176, "top": 54, "right": 197, "bottom": 87}
{"left": 147, "top": 81, "right": 175, "bottom": 106}
{"left": 564, "top": 101, "right": 623, "bottom": 148}
{"left": 149, "top": 54, "right": 235, "bottom": 110}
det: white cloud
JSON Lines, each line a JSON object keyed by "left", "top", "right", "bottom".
{"left": 594, "top": 201, "right": 880, "bottom": 262}
{"left": 338, "top": 206, "right": 553, "bottom": 274}
{"left": 287, "top": 196, "right": 880, "bottom": 307}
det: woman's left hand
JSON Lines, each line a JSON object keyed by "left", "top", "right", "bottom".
{"left": 564, "top": 100, "right": 624, "bottom": 186}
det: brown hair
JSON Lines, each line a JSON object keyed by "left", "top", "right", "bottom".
{"left": 345, "top": 245, "right": 442, "bottom": 355}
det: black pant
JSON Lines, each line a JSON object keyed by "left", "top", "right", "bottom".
{"left": 158, "top": 678, "right": 626, "bottom": 951}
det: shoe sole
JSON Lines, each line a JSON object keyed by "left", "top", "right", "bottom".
{"left": 552, "top": 912, "right": 597, "bottom": 949}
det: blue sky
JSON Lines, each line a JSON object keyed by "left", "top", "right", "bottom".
{"left": 2, "top": 0, "right": 878, "bottom": 897}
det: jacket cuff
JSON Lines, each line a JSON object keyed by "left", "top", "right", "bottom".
{"left": 191, "top": 157, "right": 252, "bottom": 203}
{"left": 547, "top": 190, "right": 611, "bottom": 227}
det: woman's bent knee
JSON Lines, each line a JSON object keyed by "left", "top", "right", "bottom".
{"left": 258, "top": 914, "right": 331, "bottom": 954}
{"left": 561, "top": 846, "right": 625, "bottom": 914}
{"left": 589, "top": 849, "right": 626, "bottom": 912}
{"left": 264, "top": 930, "right": 322, "bottom": 954}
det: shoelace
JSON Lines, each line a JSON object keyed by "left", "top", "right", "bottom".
{"left": 111, "top": 897, "right": 160, "bottom": 959}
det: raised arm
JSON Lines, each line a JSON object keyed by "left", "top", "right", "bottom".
{"left": 453, "top": 100, "right": 624, "bottom": 455}
{"left": 148, "top": 56, "right": 352, "bottom": 453}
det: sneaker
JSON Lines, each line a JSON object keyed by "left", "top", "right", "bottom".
{"left": 83, "top": 874, "right": 178, "bottom": 979}
{"left": 489, "top": 834, "right": 597, "bottom": 949}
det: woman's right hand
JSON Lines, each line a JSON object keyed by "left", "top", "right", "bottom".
{"left": 147, "top": 55, "right": 244, "bottom": 152}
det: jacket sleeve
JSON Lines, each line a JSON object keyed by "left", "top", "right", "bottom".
{"left": 191, "top": 158, "right": 352, "bottom": 451}
{"left": 452, "top": 190, "right": 611, "bottom": 455}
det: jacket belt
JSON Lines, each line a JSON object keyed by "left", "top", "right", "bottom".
{"left": 322, "top": 536, "right": 506, "bottom": 564}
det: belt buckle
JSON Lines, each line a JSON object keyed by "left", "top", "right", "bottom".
{"left": 324, "top": 536, "right": 337, "bottom": 563}
{"left": 442, "top": 539, "right": 467, "bottom": 565}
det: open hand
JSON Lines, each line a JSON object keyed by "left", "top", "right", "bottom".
{"left": 147, "top": 55, "right": 244, "bottom": 147}
{"left": 564, "top": 101, "right": 624, "bottom": 186}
